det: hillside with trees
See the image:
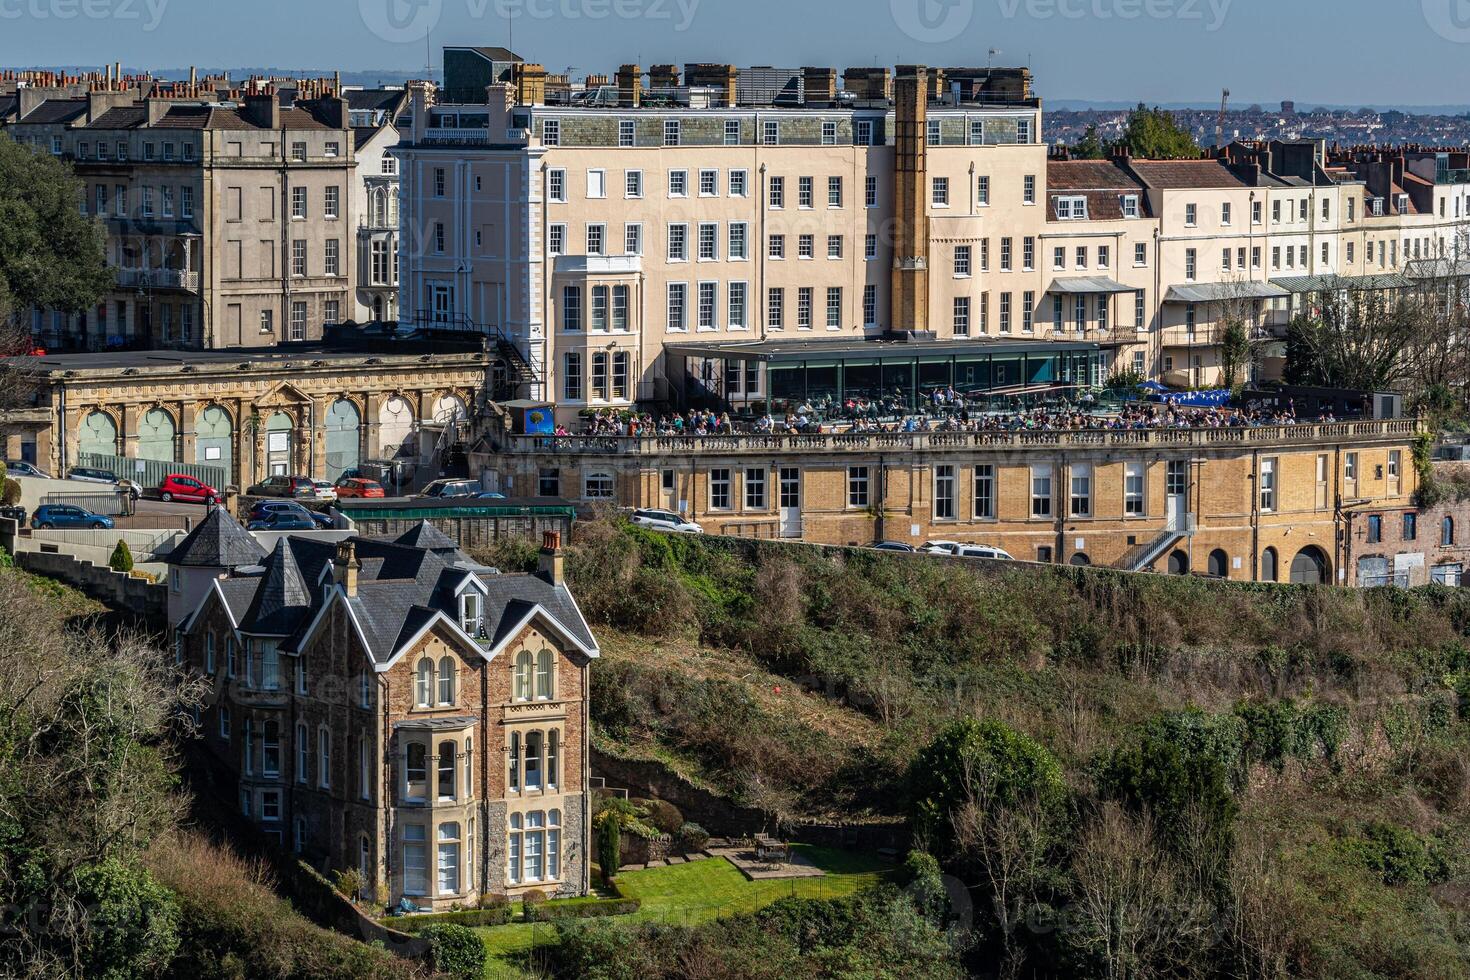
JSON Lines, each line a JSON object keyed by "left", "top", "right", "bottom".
{"left": 480, "top": 518, "right": 1470, "bottom": 979}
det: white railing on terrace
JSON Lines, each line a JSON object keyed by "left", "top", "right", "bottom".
{"left": 501, "top": 418, "right": 1420, "bottom": 455}
{"left": 423, "top": 127, "right": 491, "bottom": 143}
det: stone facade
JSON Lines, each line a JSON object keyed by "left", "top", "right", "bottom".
{"left": 4, "top": 336, "right": 491, "bottom": 487}
{"left": 175, "top": 524, "right": 597, "bottom": 910}
{"left": 479, "top": 418, "right": 1420, "bottom": 581}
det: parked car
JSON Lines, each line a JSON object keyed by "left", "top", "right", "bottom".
{"left": 956, "top": 544, "right": 1014, "bottom": 561}
{"left": 628, "top": 508, "right": 704, "bottom": 534}
{"left": 475, "top": 491, "right": 506, "bottom": 499}
{"left": 311, "top": 481, "right": 338, "bottom": 502}
{"left": 31, "top": 504, "right": 113, "bottom": 530}
{"left": 247, "top": 512, "right": 318, "bottom": 532}
{"left": 416, "top": 478, "right": 481, "bottom": 499}
{"left": 872, "top": 541, "right": 915, "bottom": 552}
{"left": 4, "top": 460, "right": 49, "bottom": 479}
{"left": 247, "top": 500, "right": 332, "bottom": 529}
{"left": 246, "top": 475, "right": 317, "bottom": 499}
{"left": 66, "top": 466, "right": 142, "bottom": 500}
{"left": 334, "top": 477, "right": 385, "bottom": 499}
{"left": 918, "top": 540, "right": 962, "bottom": 555}
{"left": 159, "top": 474, "right": 218, "bottom": 504}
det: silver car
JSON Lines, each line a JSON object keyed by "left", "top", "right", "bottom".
{"left": 629, "top": 508, "right": 704, "bottom": 534}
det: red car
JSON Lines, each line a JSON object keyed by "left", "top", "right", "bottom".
{"left": 334, "top": 477, "right": 386, "bottom": 499}
{"left": 159, "top": 473, "right": 219, "bottom": 504}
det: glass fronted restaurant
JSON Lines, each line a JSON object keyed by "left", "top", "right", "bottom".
{"left": 664, "top": 337, "right": 1106, "bottom": 418}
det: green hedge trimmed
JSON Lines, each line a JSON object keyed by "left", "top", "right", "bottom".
{"left": 523, "top": 897, "right": 641, "bottom": 922}
{"left": 388, "top": 905, "right": 514, "bottom": 932}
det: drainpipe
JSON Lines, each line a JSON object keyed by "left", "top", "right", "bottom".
{"left": 874, "top": 454, "right": 886, "bottom": 543}
{"left": 1250, "top": 448, "right": 1260, "bottom": 581}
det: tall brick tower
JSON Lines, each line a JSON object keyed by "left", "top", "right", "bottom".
{"left": 891, "top": 65, "right": 930, "bottom": 335}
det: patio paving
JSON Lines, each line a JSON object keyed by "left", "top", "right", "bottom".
{"left": 707, "top": 844, "right": 826, "bottom": 881}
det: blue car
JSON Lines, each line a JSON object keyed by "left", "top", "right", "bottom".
{"left": 247, "top": 500, "right": 332, "bottom": 529}
{"left": 31, "top": 504, "right": 114, "bottom": 530}
{"left": 246, "top": 512, "right": 318, "bottom": 531}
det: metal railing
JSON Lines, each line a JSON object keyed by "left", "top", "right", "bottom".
{"left": 502, "top": 419, "right": 1419, "bottom": 456}
{"left": 114, "top": 268, "right": 200, "bottom": 291}
{"left": 78, "top": 453, "right": 228, "bottom": 491}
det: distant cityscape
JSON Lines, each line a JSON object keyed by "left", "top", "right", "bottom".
{"left": 1049, "top": 103, "right": 1470, "bottom": 149}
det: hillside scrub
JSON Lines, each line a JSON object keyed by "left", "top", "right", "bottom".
{"left": 505, "top": 519, "right": 1470, "bottom": 979}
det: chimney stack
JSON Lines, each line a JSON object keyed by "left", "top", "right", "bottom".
{"left": 333, "top": 539, "right": 360, "bottom": 597}
{"left": 617, "top": 64, "right": 642, "bottom": 108}
{"left": 803, "top": 67, "right": 837, "bottom": 104}
{"left": 513, "top": 62, "right": 547, "bottom": 106}
{"left": 890, "top": 65, "right": 931, "bottom": 336}
{"left": 649, "top": 64, "right": 679, "bottom": 92}
{"left": 536, "top": 531, "right": 565, "bottom": 586}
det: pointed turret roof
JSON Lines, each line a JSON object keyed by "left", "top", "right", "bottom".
{"left": 394, "top": 520, "right": 460, "bottom": 553}
{"left": 166, "top": 507, "right": 267, "bottom": 568}
{"left": 241, "top": 538, "right": 311, "bottom": 635}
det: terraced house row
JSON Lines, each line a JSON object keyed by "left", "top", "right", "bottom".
{"left": 396, "top": 50, "right": 1470, "bottom": 414}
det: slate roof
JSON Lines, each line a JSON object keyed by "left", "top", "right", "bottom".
{"left": 177, "top": 520, "right": 597, "bottom": 667}
{"left": 18, "top": 98, "right": 86, "bottom": 124}
{"left": 1128, "top": 159, "right": 1258, "bottom": 189}
{"left": 166, "top": 507, "right": 268, "bottom": 568}
{"left": 240, "top": 538, "right": 312, "bottom": 635}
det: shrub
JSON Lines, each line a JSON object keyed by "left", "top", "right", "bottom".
{"left": 677, "top": 821, "right": 710, "bottom": 853}
{"left": 331, "top": 867, "right": 363, "bottom": 900}
{"left": 1342, "top": 822, "right": 1449, "bottom": 886}
{"left": 639, "top": 798, "right": 685, "bottom": 835}
{"left": 71, "top": 858, "right": 180, "bottom": 980}
{"left": 902, "top": 850, "right": 949, "bottom": 926}
{"left": 107, "top": 539, "right": 133, "bottom": 573}
{"left": 524, "top": 897, "right": 641, "bottom": 922}
{"left": 389, "top": 905, "right": 513, "bottom": 931}
{"left": 908, "top": 719, "right": 1066, "bottom": 852}
{"left": 521, "top": 887, "right": 549, "bottom": 909}
{"left": 420, "top": 922, "right": 485, "bottom": 979}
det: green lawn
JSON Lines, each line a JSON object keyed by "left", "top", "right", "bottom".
{"left": 477, "top": 845, "right": 894, "bottom": 969}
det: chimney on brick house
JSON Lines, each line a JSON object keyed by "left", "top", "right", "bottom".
{"left": 333, "top": 538, "right": 360, "bottom": 596}
{"left": 242, "top": 83, "right": 280, "bottom": 129}
{"left": 536, "top": 531, "right": 564, "bottom": 586}
{"left": 649, "top": 64, "right": 680, "bottom": 92}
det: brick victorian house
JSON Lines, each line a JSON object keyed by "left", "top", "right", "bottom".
{"left": 169, "top": 508, "right": 598, "bottom": 908}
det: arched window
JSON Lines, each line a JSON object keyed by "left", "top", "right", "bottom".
{"left": 508, "top": 813, "right": 523, "bottom": 884}
{"left": 464, "top": 736, "right": 473, "bottom": 798}
{"left": 406, "top": 742, "right": 427, "bottom": 792}
{"left": 295, "top": 722, "right": 307, "bottom": 783}
{"left": 1444, "top": 516, "right": 1456, "bottom": 546}
{"left": 524, "top": 731, "right": 543, "bottom": 790}
{"left": 1261, "top": 547, "right": 1279, "bottom": 583}
{"left": 547, "top": 730, "right": 559, "bottom": 789}
{"left": 437, "top": 822, "right": 461, "bottom": 894}
{"left": 415, "top": 658, "right": 435, "bottom": 708}
{"left": 535, "top": 648, "right": 554, "bottom": 700}
{"left": 437, "top": 655, "right": 455, "bottom": 705}
{"left": 262, "top": 721, "right": 280, "bottom": 777}
{"left": 318, "top": 727, "right": 331, "bottom": 788}
{"left": 1069, "top": 552, "right": 1090, "bottom": 567}
{"left": 508, "top": 732, "right": 520, "bottom": 792}
{"left": 1167, "top": 550, "right": 1189, "bottom": 575}
{"left": 514, "top": 651, "right": 533, "bottom": 702}
{"left": 438, "top": 741, "right": 456, "bottom": 800}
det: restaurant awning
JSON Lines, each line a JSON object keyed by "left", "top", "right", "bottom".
{"left": 1163, "top": 282, "right": 1289, "bottom": 303}
{"left": 1047, "top": 275, "right": 1135, "bottom": 294}
{"left": 1270, "top": 273, "right": 1412, "bottom": 293}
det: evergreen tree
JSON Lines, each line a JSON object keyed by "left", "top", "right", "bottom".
{"left": 1123, "top": 104, "right": 1201, "bottom": 159}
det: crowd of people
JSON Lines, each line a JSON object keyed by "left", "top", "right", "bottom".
{"left": 563, "top": 398, "right": 1338, "bottom": 439}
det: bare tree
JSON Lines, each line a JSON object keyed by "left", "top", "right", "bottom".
{"left": 1067, "top": 803, "right": 1211, "bottom": 980}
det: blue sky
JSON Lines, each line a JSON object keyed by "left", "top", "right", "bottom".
{"left": 0, "top": 0, "right": 1467, "bottom": 106}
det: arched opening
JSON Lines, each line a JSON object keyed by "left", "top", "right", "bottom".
{"left": 195, "top": 404, "right": 234, "bottom": 485}
{"left": 324, "top": 399, "right": 361, "bottom": 482}
{"left": 1207, "top": 548, "right": 1229, "bottom": 578}
{"left": 1289, "top": 546, "right": 1329, "bottom": 585}
{"left": 264, "top": 411, "right": 294, "bottom": 476}
{"left": 378, "top": 396, "right": 414, "bottom": 459}
{"left": 1443, "top": 516, "right": 1456, "bottom": 547}
{"left": 1069, "top": 552, "right": 1090, "bottom": 567}
{"left": 432, "top": 394, "right": 468, "bottom": 425}
{"left": 78, "top": 410, "right": 119, "bottom": 460}
{"left": 1167, "top": 549, "right": 1189, "bottom": 575}
{"left": 1261, "top": 546, "right": 1278, "bottom": 583}
{"left": 136, "top": 407, "right": 177, "bottom": 461}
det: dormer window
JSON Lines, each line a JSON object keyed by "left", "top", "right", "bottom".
{"left": 1055, "top": 196, "right": 1088, "bottom": 220}
{"left": 1396, "top": 194, "right": 1409, "bottom": 213}
{"left": 460, "top": 593, "right": 482, "bottom": 636}
{"left": 1120, "top": 195, "right": 1139, "bottom": 218}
